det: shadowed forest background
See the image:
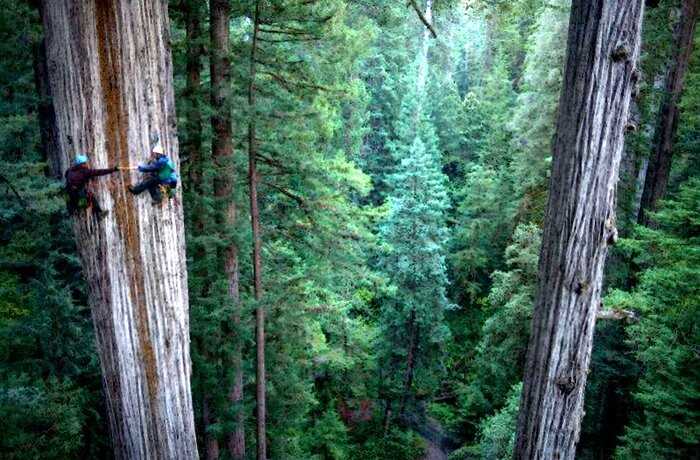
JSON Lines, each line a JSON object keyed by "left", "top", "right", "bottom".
{"left": 1, "top": 0, "right": 698, "bottom": 459}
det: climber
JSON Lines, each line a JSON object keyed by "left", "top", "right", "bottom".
{"left": 65, "top": 154, "right": 120, "bottom": 218}
{"left": 128, "top": 142, "right": 178, "bottom": 204}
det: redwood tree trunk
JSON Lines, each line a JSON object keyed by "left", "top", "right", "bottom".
{"left": 638, "top": 0, "right": 699, "bottom": 226}
{"left": 180, "top": 0, "right": 204, "bottom": 191}
{"left": 248, "top": 3, "right": 267, "bottom": 458}
{"left": 210, "top": 0, "right": 246, "bottom": 458}
{"left": 514, "top": 1, "right": 644, "bottom": 458}
{"left": 40, "top": 1, "right": 198, "bottom": 458}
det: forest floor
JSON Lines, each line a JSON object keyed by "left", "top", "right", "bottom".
{"left": 408, "top": 413, "right": 452, "bottom": 460}
{"left": 422, "top": 440, "right": 448, "bottom": 460}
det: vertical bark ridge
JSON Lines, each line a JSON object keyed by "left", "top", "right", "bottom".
{"left": 41, "top": 1, "right": 198, "bottom": 458}
{"left": 514, "top": 1, "right": 644, "bottom": 458}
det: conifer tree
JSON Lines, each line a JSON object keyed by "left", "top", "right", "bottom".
{"left": 509, "top": 0, "right": 570, "bottom": 223}
{"left": 452, "top": 52, "right": 516, "bottom": 301}
{"left": 611, "top": 178, "right": 700, "bottom": 459}
{"left": 378, "top": 123, "right": 453, "bottom": 425}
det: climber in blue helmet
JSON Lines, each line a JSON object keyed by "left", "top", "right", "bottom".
{"left": 128, "top": 142, "right": 178, "bottom": 205}
{"left": 64, "top": 153, "right": 120, "bottom": 217}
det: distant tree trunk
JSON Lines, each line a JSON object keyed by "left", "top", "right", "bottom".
{"left": 210, "top": 1, "right": 246, "bottom": 458}
{"left": 638, "top": 0, "right": 699, "bottom": 226}
{"left": 40, "top": 1, "right": 198, "bottom": 458}
{"left": 514, "top": 1, "right": 644, "bottom": 459}
{"left": 398, "top": 309, "right": 418, "bottom": 417}
{"left": 180, "top": 0, "right": 204, "bottom": 191}
{"left": 202, "top": 396, "right": 220, "bottom": 460}
{"left": 248, "top": 3, "right": 267, "bottom": 458}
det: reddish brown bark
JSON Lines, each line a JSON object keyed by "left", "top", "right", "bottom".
{"left": 180, "top": 0, "right": 204, "bottom": 191}
{"left": 248, "top": 2, "right": 267, "bottom": 459}
{"left": 40, "top": 1, "right": 198, "bottom": 457}
{"left": 638, "top": 0, "right": 699, "bottom": 226}
{"left": 203, "top": 396, "right": 221, "bottom": 460}
{"left": 210, "top": 0, "right": 246, "bottom": 458}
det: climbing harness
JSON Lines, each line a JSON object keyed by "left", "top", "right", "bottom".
{"left": 159, "top": 183, "right": 176, "bottom": 201}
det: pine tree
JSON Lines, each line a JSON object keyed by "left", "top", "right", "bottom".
{"left": 509, "top": 0, "right": 570, "bottom": 224}
{"left": 609, "top": 179, "right": 700, "bottom": 459}
{"left": 452, "top": 52, "right": 517, "bottom": 302}
{"left": 378, "top": 128, "right": 453, "bottom": 424}
{"left": 456, "top": 224, "right": 540, "bottom": 440}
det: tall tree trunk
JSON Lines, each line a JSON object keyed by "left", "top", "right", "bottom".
{"left": 398, "top": 309, "right": 418, "bottom": 418}
{"left": 40, "top": 1, "right": 198, "bottom": 458}
{"left": 514, "top": 1, "right": 644, "bottom": 459}
{"left": 202, "top": 396, "right": 221, "bottom": 460}
{"left": 181, "top": 0, "right": 204, "bottom": 191}
{"left": 248, "top": 3, "right": 267, "bottom": 458}
{"left": 210, "top": 1, "right": 246, "bottom": 458}
{"left": 638, "top": 0, "right": 699, "bottom": 226}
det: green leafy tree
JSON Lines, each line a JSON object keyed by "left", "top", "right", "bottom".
{"left": 452, "top": 52, "right": 517, "bottom": 302}
{"left": 609, "top": 179, "right": 700, "bottom": 459}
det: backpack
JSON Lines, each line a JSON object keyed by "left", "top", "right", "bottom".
{"left": 157, "top": 157, "right": 178, "bottom": 183}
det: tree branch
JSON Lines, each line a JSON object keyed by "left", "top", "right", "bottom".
{"left": 408, "top": 0, "right": 437, "bottom": 39}
{"left": 596, "top": 306, "right": 639, "bottom": 322}
{"left": 0, "top": 174, "right": 30, "bottom": 211}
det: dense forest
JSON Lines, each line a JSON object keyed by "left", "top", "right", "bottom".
{"left": 0, "top": 0, "right": 698, "bottom": 459}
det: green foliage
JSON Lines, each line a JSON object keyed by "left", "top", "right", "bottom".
{"left": 456, "top": 224, "right": 539, "bottom": 438}
{"left": 508, "top": 0, "right": 569, "bottom": 223}
{"left": 349, "top": 426, "right": 426, "bottom": 460}
{"left": 0, "top": 376, "right": 95, "bottom": 460}
{"left": 0, "top": 1, "right": 108, "bottom": 457}
{"left": 378, "top": 126, "right": 453, "bottom": 407}
{"left": 475, "top": 382, "right": 522, "bottom": 460}
{"left": 451, "top": 51, "right": 517, "bottom": 302}
{"left": 450, "top": 383, "right": 522, "bottom": 460}
{"left": 611, "top": 179, "right": 700, "bottom": 459}
{"left": 305, "top": 407, "right": 351, "bottom": 460}
{"left": 2, "top": 0, "right": 698, "bottom": 458}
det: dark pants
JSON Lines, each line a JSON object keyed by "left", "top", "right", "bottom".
{"left": 130, "top": 176, "right": 163, "bottom": 203}
{"left": 67, "top": 189, "right": 102, "bottom": 216}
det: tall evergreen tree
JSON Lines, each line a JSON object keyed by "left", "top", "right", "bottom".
{"left": 606, "top": 178, "right": 700, "bottom": 459}
{"left": 378, "top": 120, "right": 453, "bottom": 426}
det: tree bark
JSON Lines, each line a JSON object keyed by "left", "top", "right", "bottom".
{"left": 514, "top": 1, "right": 644, "bottom": 459}
{"left": 248, "top": 3, "right": 267, "bottom": 458}
{"left": 40, "top": 1, "right": 198, "bottom": 458}
{"left": 398, "top": 309, "right": 418, "bottom": 417}
{"left": 638, "top": 0, "right": 699, "bottom": 226}
{"left": 203, "top": 396, "right": 221, "bottom": 460}
{"left": 209, "top": 0, "right": 247, "bottom": 458}
{"left": 180, "top": 0, "right": 204, "bottom": 191}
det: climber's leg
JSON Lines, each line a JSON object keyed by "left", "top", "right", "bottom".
{"left": 129, "top": 176, "right": 159, "bottom": 196}
{"left": 147, "top": 182, "right": 163, "bottom": 204}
